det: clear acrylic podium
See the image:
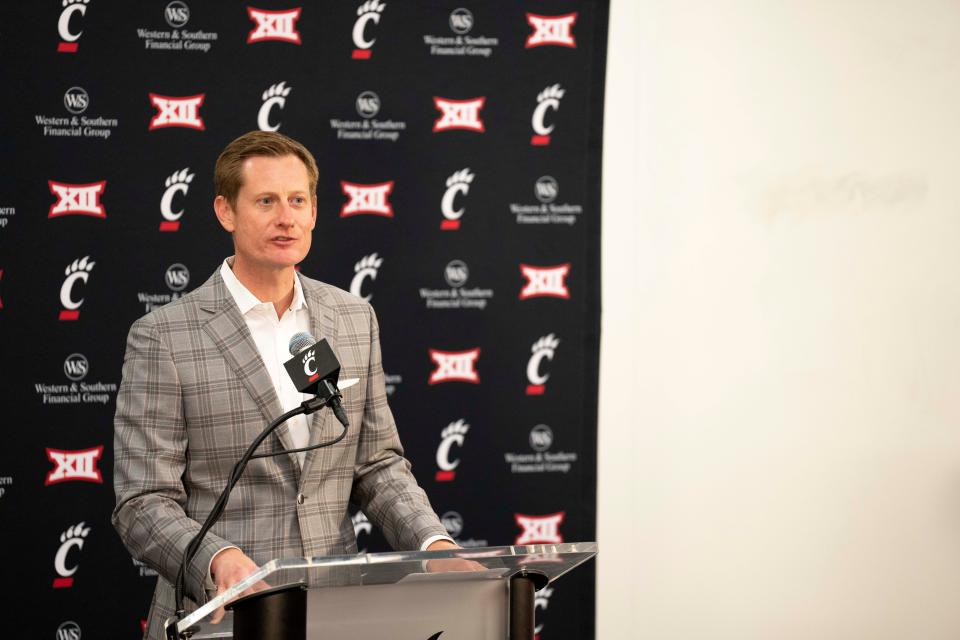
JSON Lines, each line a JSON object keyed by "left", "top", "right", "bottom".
{"left": 169, "top": 542, "right": 597, "bottom": 640}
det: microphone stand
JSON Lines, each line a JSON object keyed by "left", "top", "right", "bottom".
{"left": 168, "top": 383, "right": 347, "bottom": 640}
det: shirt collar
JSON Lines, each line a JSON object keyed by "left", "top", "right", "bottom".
{"left": 220, "top": 258, "right": 306, "bottom": 316}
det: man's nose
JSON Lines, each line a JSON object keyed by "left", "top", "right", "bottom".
{"left": 275, "top": 200, "right": 295, "bottom": 226}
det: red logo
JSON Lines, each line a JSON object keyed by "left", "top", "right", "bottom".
{"left": 433, "top": 97, "right": 486, "bottom": 132}
{"left": 247, "top": 7, "right": 302, "bottom": 44}
{"left": 519, "top": 264, "right": 570, "bottom": 300}
{"left": 525, "top": 13, "right": 577, "bottom": 48}
{"left": 46, "top": 446, "right": 103, "bottom": 485}
{"left": 57, "top": 0, "right": 90, "bottom": 53}
{"left": 48, "top": 181, "right": 106, "bottom": 219}
{"left": 515, "top": 512, "right": 565, "bottom": 545}
{"left": 149, "top": 93, "right": 205, "bottom": 130}
{"left": 429, "top": 349, "right": 480, "bottom": 384}
{"left": 340, "top": 181, "right": 395, "bottom": 217}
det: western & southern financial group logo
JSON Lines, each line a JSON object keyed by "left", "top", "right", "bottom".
{"left": 329, "top": 91, "right": 406, "bottom": 141}
{"left": 136, "top": 2, "right": 218, "bottom": 53}
{"left": 136, "top": 263, "right": 190, "bottom": 312}
{"left": 423, "top": 7, "right": 499, "bottom": 58}
{"left": 510, "top": 176, "right": 583, "bottom": 226}
{"left": 34, "top": 353, "right": 117, "bottom": 405}
{"left": 36, "top": 87, "right": 119, "bottom": 139}
{"left": 504, "top": 424, "right": 578, "bottom": 475}
{"left": 419, "top": 260, "right": 494, "bottom": 310}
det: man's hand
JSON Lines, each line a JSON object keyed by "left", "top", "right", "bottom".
{"left": 208, "top": 548, "right": 270, "bottom": 624}
{"left": 424, "top": 539, "right": 486, "bottom": 573}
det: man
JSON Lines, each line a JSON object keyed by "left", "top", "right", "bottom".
{"left": 113, "top": 131, "right": 456, "bottom": 639}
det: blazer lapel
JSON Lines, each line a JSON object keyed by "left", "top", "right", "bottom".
{"left": 199, "top": 270, "right": 302, "bottom": 474}
{"left": 300, "top": 277, "right": 339, "bottom": 490}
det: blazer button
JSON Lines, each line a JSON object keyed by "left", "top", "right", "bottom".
{"left": 296, "top": 493, "right": 306, "bottom": 505}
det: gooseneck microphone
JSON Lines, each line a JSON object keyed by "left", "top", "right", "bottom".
{"left": 284, "top": 332, "right": 350, "bottom": 428}
{"left": 169, "top": 334, "right": 351, "bottom": 639}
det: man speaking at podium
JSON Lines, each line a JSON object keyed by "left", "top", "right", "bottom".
{"left": 113, "top": 131, "right": 456, "bottom": 639}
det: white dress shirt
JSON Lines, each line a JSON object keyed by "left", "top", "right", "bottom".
{"left": 220, "top": 259, "right": 312, "bottom": 466}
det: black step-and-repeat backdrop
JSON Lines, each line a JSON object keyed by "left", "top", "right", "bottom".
{"left": 0, "top": 1, "right": 607, "bottom": 637}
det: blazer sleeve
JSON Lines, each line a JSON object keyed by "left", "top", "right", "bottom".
{"left": 350, "top": 304, "right": 449, "bottom": 550}
{"left": 112, "top": 314, "right": 232, "bottom": 605}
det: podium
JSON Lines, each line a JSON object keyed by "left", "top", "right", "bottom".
{"left": 169, "top": 542, "right": 597, "bottom": 640}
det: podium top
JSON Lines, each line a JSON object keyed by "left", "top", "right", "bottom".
{"left": 176, "top": 542, "right": 597, "bottom": 635}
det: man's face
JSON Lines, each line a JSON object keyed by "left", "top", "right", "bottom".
{"left": 216, "top": 154, "right": 317, "bottom": 272}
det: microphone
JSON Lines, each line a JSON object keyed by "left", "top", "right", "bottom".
{"left": 285, "top": 332, "right": 349, "bottom": 428}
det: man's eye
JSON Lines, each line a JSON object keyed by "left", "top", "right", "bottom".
{"left": 292, "top": 197, "right": 306, "bottom": 205}
{"left": 258, "top": 197, "right": 273, "bottom": 206}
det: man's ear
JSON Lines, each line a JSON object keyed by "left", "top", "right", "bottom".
{"left": 214, "top": 195, "right": 235, "bottom": 232}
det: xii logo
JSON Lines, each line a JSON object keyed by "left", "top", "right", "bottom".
{"left": 429, "top": 349, "right": 480, "bottom": 384}
{"left": 149, "top": 94, "right": 205, "bottom": 130}
{"left": 48, "top": 181, "right": 106, "bottom": 219}
{"left": 525, "top": 13, "right": 577, "bottom": 48}
{"left": 247, "top": 7, "right": 302, "bottom": 44}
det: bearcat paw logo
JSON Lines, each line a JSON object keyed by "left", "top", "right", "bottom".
{"left": 445, "top": 168, "right": 475, "bottom": 189}
{"left": 354, "top": 252, "right": 384, "bottom": 274}
{"left": 61, "top": 521, "right": 91, "bottom": 543}
{"left": 65, "top": 256, "right": 95, "bottom": 278}
{"left": 537, "top": 84, "right": 565, "bottom": 104}
{"left": 531, "top": 333, "right": 560, "bottom": 354}
{"left": 262, "top": 81, "right": 292, "bottom": 102}
{"left": 357, "top": 0, "right": 385, "bottom": 17}
{"left": 441, "top": 419, "right": 470, "bottom": 440}
{"left": 165, "top": 168, "right": 194, "bottom": 189}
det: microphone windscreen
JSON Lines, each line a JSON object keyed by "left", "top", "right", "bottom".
{"left": 288, "top": 331, "right": 315, "bottom": 356}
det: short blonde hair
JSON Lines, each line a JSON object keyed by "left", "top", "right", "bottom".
{"left": 214, "top": 131, "right": 319, "bottom": 207}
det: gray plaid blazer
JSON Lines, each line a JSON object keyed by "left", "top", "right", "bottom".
{"left": 113, "top": 267, "right": 446, "bottom": 640}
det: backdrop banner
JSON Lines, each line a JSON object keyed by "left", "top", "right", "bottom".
{"left": 0, "top": 1, "right": 607, "bottom": 637}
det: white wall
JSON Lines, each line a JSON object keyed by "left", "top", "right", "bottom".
{"left": 597, "top": 2, "right": 960, "bottom": 638}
